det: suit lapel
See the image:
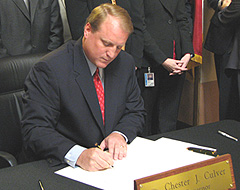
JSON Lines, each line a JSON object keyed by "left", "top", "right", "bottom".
{"left": 73, "top": 40, "right": 105, "bottom": 134}
{"left": 29, "top": 0, "right": 39, "bottom": 23}
{"left": 12, "top": 0, "right": 30, "bottom": 21}
{"left": 159, "top": 0, "right": 173, "bottom": 16}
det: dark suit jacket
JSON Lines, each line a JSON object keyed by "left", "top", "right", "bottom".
{"left": 0, "top": 0, "right": 63, "bottom": 58}
{"left": 21, "top": 39, "right": 145, "bottom": 165}
{"left": 65, "top": 0, "right": 144, "bottom": 66}
{"left": 185, "top": 0, "right": 195, "bottom": 38}
{"left": 204, "top": 0, "right": 235, "bottom": 55}
{"left": 218, "top": 0, "right": 240, "bottom": 62}
{"left": 142, "top": 0, "right": 194, "bottom": 68}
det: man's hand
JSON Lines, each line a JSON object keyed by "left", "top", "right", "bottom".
{"left": 100, "top": 133, "right": 127, "bottom": 160}
{"left": 76, "top": 148, "right": 114, "bottom": 171}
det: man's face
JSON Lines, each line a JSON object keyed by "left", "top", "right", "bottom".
{"left": 82, "top": 16, "right": 129, "bottom": 68}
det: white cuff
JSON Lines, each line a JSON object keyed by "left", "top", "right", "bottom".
{"left": 64, "top": 145, "right": 86, "bottom": 167}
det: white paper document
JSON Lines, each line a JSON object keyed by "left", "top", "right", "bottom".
{"left": 55, "top": 137, "right": 216, "bottom": 190}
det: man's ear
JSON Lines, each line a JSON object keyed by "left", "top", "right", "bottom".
{"left": 84, "top": 23, "right": 92, "bottom": 38}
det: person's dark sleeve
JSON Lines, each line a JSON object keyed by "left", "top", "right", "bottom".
{"left": 185, "top": 0, "right": 194, "bottom": 38}
{"left": 176, "top": 0, "right": 194, "bottom": 56}
{"left": 143, "top": 26, "right": 168, "bottom": 66}
{"left": 113, "top": 57, "right": 146, "bottom": 142}
{"left": 142, "top": 3, "right": 168, "bottom": 66}
{"left": 21, "top": 62, "right": 76, "bottom": 166}
{"left": 47, "top": 0, "right": 64, "bottom": 51}
{"left": 207, "top": 0, "right": 219, "bottom": 10}
{"left": 218, "top": 0, "right": 240, "bottom": 25}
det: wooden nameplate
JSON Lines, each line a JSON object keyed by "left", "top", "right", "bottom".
{"left": 134, "top": 154, "right": 236, "bottom": 190}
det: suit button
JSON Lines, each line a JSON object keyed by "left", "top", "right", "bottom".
{"left": 168, "top": 19, "right": 172, "bottom": 24}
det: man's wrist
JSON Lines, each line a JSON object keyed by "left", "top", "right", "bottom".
{"left": 64, "top": 145, "right": 86, "bottom": 167}
{"left": 112, "top": 131, "right": 128, "bottom": 143}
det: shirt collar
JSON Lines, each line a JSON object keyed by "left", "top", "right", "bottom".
{"left": 83, "top": 50, "right": 104, "bottom": 80}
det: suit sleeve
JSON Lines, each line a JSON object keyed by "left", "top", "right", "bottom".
{"left": 207, "top": 0, "right": 219, "bottom": 10}
{"left": 143, "top": 27, "right": 168, "bottom": 66}
{"left": 142, "top": 2, "right": 168, "bottom": 66}
{"left": 48, "top": 0, "right": 64, "bottom": 51}
{"left": 176, "top": 0, "right": 194, "bottom": 56}
{"left": 113, "top": 59, "right": 146, "bottom": 142}
{"left": 218, "top": 0, "right": 240, "bottom": 25}
{"left": 65, "top": 0, "right": 90, "bottom": 40}
{"left": 21, "top": 62, "right": 76, "bottom": 166}
{"left": 185, "top": 0, "right": 194, "bottom": 37}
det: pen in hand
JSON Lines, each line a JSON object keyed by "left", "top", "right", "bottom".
{"left": 95, "top": 143, "right": 114, "bottom": 168}
{"left": 218, "top": 130, "right": 238, "bottom": 142}
{"left": 95, "top": 143, "right": 102, "bottom": 150}
{"left": 38, "top": 180, "right": 45, "bottom": 190}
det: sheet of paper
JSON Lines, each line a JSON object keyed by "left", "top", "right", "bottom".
{"left": 55, "top": 137, "right": 216, "bottom": 190}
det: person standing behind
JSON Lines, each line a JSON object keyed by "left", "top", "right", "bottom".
{"left": 138, "top": 0, "right": 194, "bottom": 136}
{"left": 204, "top": 0, "right": 239, "bottom": 121}
{"left": 65, "top": 0, "right": 144, "bottom": 67}
{"left": 0, "top": 0, "right": 63, "bottom": 58}
{"left": 218, "top": 0, "right": 240, "bottom": 121}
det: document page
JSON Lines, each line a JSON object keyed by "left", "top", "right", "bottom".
{"left": 55, "top": 137, "right": 216, "bottom": 190}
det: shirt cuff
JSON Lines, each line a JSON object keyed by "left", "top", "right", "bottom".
{"left": 112, "top": 131, "right": 128, "bottom": 143}
{"left": 64, "top": 145, "right": 86, "bottom": 167}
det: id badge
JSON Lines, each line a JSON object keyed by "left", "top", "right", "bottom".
{"left": 144, "top": 67, "right": 155, "bottom": 87}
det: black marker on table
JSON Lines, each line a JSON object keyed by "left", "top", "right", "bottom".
{"left": 187, "top": 147, "right": 217, "bottom": 156}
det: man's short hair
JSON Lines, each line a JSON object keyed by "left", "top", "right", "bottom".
{"left": 86, "top": 3, "right": 133, "bottom": 34}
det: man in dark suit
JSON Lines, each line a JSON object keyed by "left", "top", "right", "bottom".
{"left": 204, "top": 0, "right": 240, "bottom": 121}
{"left": 138, "top": 0, "right": 194, "bottom": 136}
{"left": 65, "top": 0, "right": 144, "bottom": 67}
{"left": 21, "top": 3, "right": 145, "bottom": 171}
{"left": 217, "top": 0, "right": 240, "bottom": 121}
{"left": 0, "top": 0, "right": 63, "bottom": 58}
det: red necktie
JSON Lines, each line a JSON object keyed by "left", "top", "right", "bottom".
{"left": 93, "top": 68, "right": 105, "bottom": 124}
